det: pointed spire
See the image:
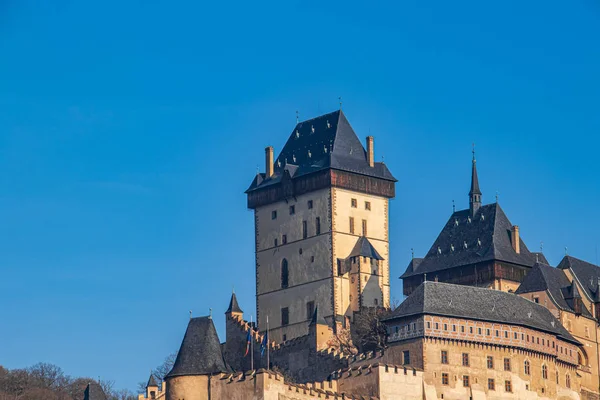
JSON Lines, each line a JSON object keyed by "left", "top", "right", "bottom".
{"left": 225, "top": 290, "right": 243, "bottom": 314}
{"left": 469, "top": 144, "right": 482, "bottom": 216}
{"left": 146, "top": 373, "right": 158, "bottom": 388}
{"left": 309, "top": 305, "right": 327, "bottom": 326}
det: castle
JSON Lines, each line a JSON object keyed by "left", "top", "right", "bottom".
{"left": 138, "top": 110, "right": 600, "bottom": 400}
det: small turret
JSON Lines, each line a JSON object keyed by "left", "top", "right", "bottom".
{"left": 225, "top": 290, "right": 243, "bottom": 319}
{"left": 566, "top": 280, "right": 582, "bottom": 315}
{"left": 309, "top": 305, "right": 330, "bottom": 351}
{"left": 145, "top": 374, "right": 159, "bottom": 399}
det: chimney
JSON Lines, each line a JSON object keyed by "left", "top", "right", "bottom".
{"left": 265, "top": 146, "right": 274, "bottom": 178}
{"left": 366, "top": 136, "right": 374, "bottom": 167}
{"left": 511, "top": 225, "right": 520, "bottom": 254}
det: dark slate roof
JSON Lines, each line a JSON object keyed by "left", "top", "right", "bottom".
{"left": 146, "top": 374, "right": 158, "bottom": 388}
{"left": 402, "top": 258, "right": 424, "bottom": 276}
{"left": 309, "top": 305, "right": 327, "bottom": 326}
{"left": 558, "top": 256, "right": 600, "bottom": 301}
{"left": 225, "top": 292, "right": 243, "bottom": 314}
{"left": 246, "top": 110, "right": 396, "bottom": 193}
{"left": 516, "top": 263, "right": 572, "bottom": 310}
{"left": 385, "top": 281, "right": 579, "bottom": 345}
{"left": 348, "top": 237, "right": 384, "bottom": 261}
{"left": 84, "top": 382, "right": 107, "bottom": 400}
{"left": 516, "top": 263, "right": 593, "bottom": 318}
{"left": 166, "top": 316, "right": 229, "bottom": 378}
{"left": 401, "top": 203, "right": 537, "bottom": 278}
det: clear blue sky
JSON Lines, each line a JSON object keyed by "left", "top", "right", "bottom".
{"left": 1, "top": 0, "right": 599, "bottom": 392}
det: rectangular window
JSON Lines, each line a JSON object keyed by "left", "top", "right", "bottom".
{"left": 427, "top": 322, "right": 431, "bottom": 329}
{"left": 462, "top": 353, "right": 469, "bottom": 367}
{"left": 442, "top": 373, "right": 449, "bottom": 385}
{"left": 488, "top": 379, "right": 495, "bottom": 391}
{"left": 504, "top": 331, "right": 508, "bottom": 338}
{"left": 282, "top": 234, "right": 287, "bottom": 244}
{"left": 504, "top": 358, "right": 511, "bottom": 371}
{"left": 514, "top": 332, "right": 518, "bottom": 339}
{"left": 362, "top": 219, "right": 368, "bottom": 236}
{"left": 289, "top": 205, "right": 295, "bottom": 215}
{"left": 478, "top": 327, "right": 482, "bottom": 335}
{"left": 302, "top": 220, "right": 307, "bottom": 239}
{"left": 365, "top": 201, "right": 371, "bottom": 210}
{"left": 281, "top": 307, "right": 289, "bottom": 326}
{"left": 461, "top": 326, "right": 465, "bottom": 333}
{"left": 487, "top": 356, "right": 494, "bottom": 369}
{"left": 441, "top": 351, "right": 448, "bottom": 364}
{"left": 452, "top": 325, "right": 456, "bottom": 332}
{"left": 435, "top": 323, "right": 439, "bottom": 329}
{"left": 315, "top": 217, "right": 321, "bottom": 235}
{"left": 349, "top": 217, "right": 355, "bottom": 234}
{"left": 308, "top": 200, "right": 313, "bottom": 209}
{"left": 496, "top": 330, "right": 499, "bottom": 337}
{"left": 274, "top": 238, "right": 278, "bottom": 247}
{"left": 272, "top": 210, "right": 277, "bottom": 220}
{"left": 351, "top": 198, "right": 357, "bottom": 208}
{"left": 403, "top": 350, "right": 410, "bottom": 365}
{"left": 505, "top": 380, "right": 512, "bottom": 393}
{"left": 486, "top": 328, "right": 490, "bottom": 336}
{"left": 306, "top": 301, "right": 315, "bottom": 320}
{"left": 463, "top": 375, "right": 470, "bottom": 387}
{"left": 444, "top": 324, "right": 448, "bottom": 330}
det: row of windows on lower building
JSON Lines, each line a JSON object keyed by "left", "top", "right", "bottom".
{"left": 400, "top": 351, "right": 572, "bottom": 390}
{"left": 271, "top": 199, "right": 372, "bottom": 220}
{"left": 426, "top": 321, "right": 572, "bottom": 356}
{"left": 440, "top": 374, "right": 571, "bottom": 391}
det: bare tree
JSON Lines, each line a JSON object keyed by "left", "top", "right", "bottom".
{"left": 351, "top": 307, "right": 393, "bottom": 353}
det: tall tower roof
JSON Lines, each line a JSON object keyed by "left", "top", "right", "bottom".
{"left": 246, "top": 110, "right": 396, "bottom": 194}
{"left": 225, "top": 292, "right": 243, "bottom": 314}
{"left": 166, "top": 316, "right": 228, "bottom": 378}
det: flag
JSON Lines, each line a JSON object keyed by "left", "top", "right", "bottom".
{"left": 244, "top": 327, "right": 251, "bottom": 357}
{"left": 260, "top": 330, "right": 268, "bottom": 357}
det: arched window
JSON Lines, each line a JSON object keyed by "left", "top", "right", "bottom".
{"left": 524, "top": 360, "right": 530, "bottom": 375}
{"left": 566, "top": 374, "right": 571, "bottom": 388}
{"left": 281, "top": 259, "right": 289, "bottom": 288}
{"left": 542, "top": 364, "right": 548, "bottom": 380}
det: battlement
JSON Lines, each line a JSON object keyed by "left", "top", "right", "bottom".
{"left": 228, "top": 314, "right": 276, "bottom": 348}
{"left": 211, "top": 368, "right": 379, "bottom": 399}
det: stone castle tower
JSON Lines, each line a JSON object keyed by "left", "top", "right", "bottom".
{"left": 245, "top": 110, "right": 397, "bottom": 342}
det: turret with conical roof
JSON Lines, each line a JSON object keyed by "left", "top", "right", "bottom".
{"left": 225, "top": 290, "right": 243, "bottom": 317}
{"left": 308, "top": 305, "right": 331, "bottom": 351}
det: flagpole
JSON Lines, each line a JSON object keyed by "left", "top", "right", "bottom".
{"left": 250, "top": 316, "right": 254, "bottom": 371}
{"left": 266, "top": 315, "right": 270, "bottom": 370}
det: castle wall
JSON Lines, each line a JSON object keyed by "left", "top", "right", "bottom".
{"left": 518, "top": 289, "right": 600, "bottom": 397}
{"left": 165, "top": 375, "right": 208, "bottom": 400}
{"left": 255, "top": 188, "right": 334, "bottom": 342}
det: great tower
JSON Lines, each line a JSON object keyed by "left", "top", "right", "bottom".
{"left": 245, "top": 110, "right": 396, "bottom": 342}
